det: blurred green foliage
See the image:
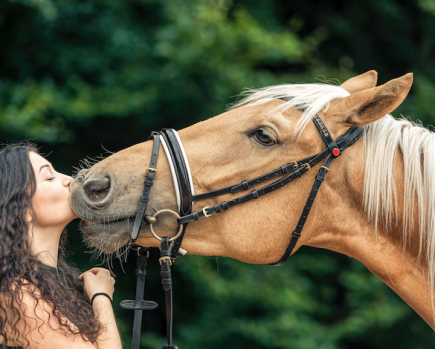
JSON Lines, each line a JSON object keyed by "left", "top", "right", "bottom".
{"left": 1, "top": 0, "right": 435, "bottom": 348}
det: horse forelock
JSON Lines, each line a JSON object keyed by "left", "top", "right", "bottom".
{"left": 229, "top": 82, "right": 350, "bottom": 137}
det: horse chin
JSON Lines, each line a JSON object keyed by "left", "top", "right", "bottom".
{"left": 80, "top": 219, "right": 132, "bottom": 253}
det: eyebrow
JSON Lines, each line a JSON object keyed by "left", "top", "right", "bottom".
{"left": 39, "top": 164, "right": 52, "bottom": 173}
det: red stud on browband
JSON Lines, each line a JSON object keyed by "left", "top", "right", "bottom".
{"left": 333, "top": 148, "right": 340, "bottom": 156}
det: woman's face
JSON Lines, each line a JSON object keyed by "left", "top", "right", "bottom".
{"left": 29, "top": 151, "right": 78, "bottom": 228}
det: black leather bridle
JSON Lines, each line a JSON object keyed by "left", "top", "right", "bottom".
{"left": 121, "top": 101, "right": 364, "bottom": 349}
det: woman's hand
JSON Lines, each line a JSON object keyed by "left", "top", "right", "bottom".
{"left": 78, "top": 268, "right": 115, "bottom": 300}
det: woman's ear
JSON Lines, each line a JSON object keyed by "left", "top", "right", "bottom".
{"left": 328, "top": 73, "right": 413, "bottom": 129}
{"left": 340, "top": 70, "right": 378, "bottom": 94}
{"left": 26, "top": 210, "right": 33, "bottom": 224}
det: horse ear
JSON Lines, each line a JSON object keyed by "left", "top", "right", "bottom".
{"left": 329, "top": 73, "right": 413, "bottom": 127}
{"left": 340, "top": 70, "right": 378, "bottom": 94}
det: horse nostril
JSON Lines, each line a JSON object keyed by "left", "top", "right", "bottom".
{"left": 83, "top": 177, "right": 111, "bottom": 201}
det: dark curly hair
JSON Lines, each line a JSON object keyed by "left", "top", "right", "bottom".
{"left": 0, "top": 143, "right": 103, "bottom": 348}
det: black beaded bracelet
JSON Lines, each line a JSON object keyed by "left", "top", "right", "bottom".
{"left": 91, "top": 292, "right": 113, "bottom": 306}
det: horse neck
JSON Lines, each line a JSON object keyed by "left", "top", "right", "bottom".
{"left": 314, "top": 138, "right": 434, "bottom": 328}
{"left": 344, "top": 215, "right": 433, "bottom": 328}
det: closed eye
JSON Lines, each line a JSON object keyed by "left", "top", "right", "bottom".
{"left": 251, "top": 130, "right": 276, "bottom": 146}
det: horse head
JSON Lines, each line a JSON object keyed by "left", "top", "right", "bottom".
{"left": 70, "top": 71, "right": 412, "bottom": 264}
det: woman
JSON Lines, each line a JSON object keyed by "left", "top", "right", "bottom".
{"left": 0, "top": 143, "right": 122, "bottom": 348}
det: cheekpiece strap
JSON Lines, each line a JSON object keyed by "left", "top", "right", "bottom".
{"left": 130, "top": 133, "right": 160, "bottom": 243}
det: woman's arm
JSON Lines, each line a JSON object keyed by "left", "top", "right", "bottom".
{"left": 79, "top": 267, "right": 122, "bottom": 348}
{"left": 89, "top": 290, "right": 122, "bottom": 348}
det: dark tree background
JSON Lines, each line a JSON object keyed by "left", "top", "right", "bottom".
{"left": 1, "top": 0, "right": 434, "bottom": 348}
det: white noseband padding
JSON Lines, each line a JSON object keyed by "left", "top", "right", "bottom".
{"left": 159, "top": 135, "right": 181, "bottom": 212}
{"left": 173, "top": 130, "right": 195, "bottom": 198}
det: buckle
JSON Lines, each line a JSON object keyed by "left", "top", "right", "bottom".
{"left": 302, "top": 163, "right": 311, "bottom": 172}
{"left": 145, "top": 168, "right": 157, "bottom": 176}
{"left": 202, "top": 206, "right": 212, "bottom": 217}
{"left": 159, "top": 256, "right": 173, "bottom": 265}
{"left": 291, "top": 161, "right": 298, "bottom": 169}
{"left": 134, "top": 246, "right": 150, "bottom": 257}
{"left": 321, "top": 166, "right": 329, "bottom": 173}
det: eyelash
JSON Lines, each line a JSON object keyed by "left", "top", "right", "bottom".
{"left": 251, "top": 129, "right": 277, "bottom": 146}
{"left": 48, "top": 177, "right": 55, "bottom": 181}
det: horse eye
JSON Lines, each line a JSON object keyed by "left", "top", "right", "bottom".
{"left": 252, "top": 130, "right": 276, "bottom": 145}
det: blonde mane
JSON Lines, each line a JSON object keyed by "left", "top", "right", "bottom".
{"left": 232, "top": 82, "right": 435, "bottom": 305}
{"left": 363, "top": 116, "right": 435, "bottom": 301}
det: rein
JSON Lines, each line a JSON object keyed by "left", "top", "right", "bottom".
{"left": 121, "top": 103, "right": 364, "bottom": 348}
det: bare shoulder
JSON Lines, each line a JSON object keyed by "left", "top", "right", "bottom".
{"left": 0, "top": 280, "right": 96, "bottom": 349}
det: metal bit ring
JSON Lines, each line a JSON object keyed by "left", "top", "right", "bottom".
{"left": 149, "top": 209, "right": 183, "bottom": 242}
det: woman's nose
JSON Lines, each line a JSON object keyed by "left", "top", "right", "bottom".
{"left": 63, "top": 175, "right": 74, "bottom": 187}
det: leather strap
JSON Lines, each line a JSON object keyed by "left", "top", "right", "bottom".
{"left": 160, "top": 237, "right": 177, "bottom": 349}
{"left": 170, "top": 223, "right": 188, "bottom": 259}
{"left": 120, "top": 247, "right": 158, "bottom": 349}
{"left": 192, "top": 161, "right": 299, "bottom": 201}
{"left": 270, "top": 155, "right": 333, "bottom": 266}
{"left": 130, "top": 134, "right": 160, "bottom": 243}
{"left": 178, "top": 155, "right": 319, "bottom": 224}
{"left": 161, "top": 130, "right": 193, "bottom": 216}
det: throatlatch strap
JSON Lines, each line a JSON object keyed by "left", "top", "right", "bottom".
{"left": 131, "top": 134, "right": 160, "bottom": 243}
{"left": 160, "top": 237, "right": 178, "bottom": 349}
{"left": 270, "top": 155, "right": 333, "bottom": 266}
{"left": 119, "top": 247, "right": 158, "bottom": 349}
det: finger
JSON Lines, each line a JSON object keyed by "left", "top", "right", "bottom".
{"left": 80, "top": 271, "right": 95, "bottom": 281}
{"left": 87, "top": 267, "right": 105, "bottom": 275}
{"left": 83, "top": 268, "right": 99, "bottom": 276}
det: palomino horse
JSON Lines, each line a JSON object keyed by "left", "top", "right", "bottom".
{"left": 70, "top": 71, "right": 435, "bottom": 329}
